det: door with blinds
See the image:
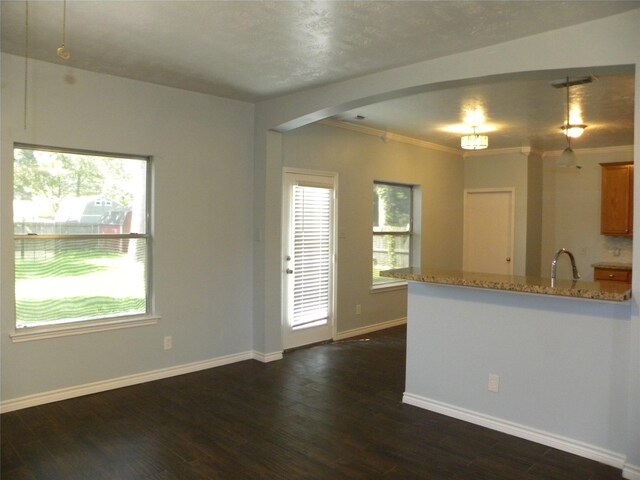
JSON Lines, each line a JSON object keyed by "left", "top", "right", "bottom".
{"left": 282, "top": 171, "right": 336, "bottom": 350}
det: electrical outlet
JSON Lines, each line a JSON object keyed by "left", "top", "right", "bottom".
{"left": 356, "top": 304, "right": 361, "bottom": 315}
{"left": 164, "top": 336, "right": 173, "bottom": 350}
{"left": 488, "top": 374, "right": 500, "bottom": 393}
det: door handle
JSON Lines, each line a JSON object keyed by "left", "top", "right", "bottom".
{"left": 286, "top": 269, "right": 294, "bottom": 274}
{"left": 506, "top": 257, "right": 511, "bottom": 262}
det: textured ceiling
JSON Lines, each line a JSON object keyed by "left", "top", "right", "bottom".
{"left": 1, "top": 1, "right": 638, "bottom": 152}
{"left": 333, "top": 68, "right": 636, "bottom": 152}
{"left": 1, "top": 0, "right": 638, "bottom": 101}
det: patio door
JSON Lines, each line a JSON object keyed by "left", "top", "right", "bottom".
{"left": 282, "top": 170, "right": 336, "bottom": 350}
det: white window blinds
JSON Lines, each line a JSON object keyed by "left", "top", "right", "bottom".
{"left": 291, "top": 184, "right": 332, "bottom": 329}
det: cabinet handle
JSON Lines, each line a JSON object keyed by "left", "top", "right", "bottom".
{"left": 608, "top": 274, "right": 615, "bottom": 279}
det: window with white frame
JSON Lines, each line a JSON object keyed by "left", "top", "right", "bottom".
{"left": 13, "top": 145, "right": 151, "bottom": 329}
{"left": 372, "top": 181, "right": 412, "bottom": 285}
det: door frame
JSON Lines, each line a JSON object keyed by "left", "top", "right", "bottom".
{"left": 463, "top": 188, "right": 515, "bottom": 275}
{"left": 281, "top": 167, "right": 338, "bottom": 349}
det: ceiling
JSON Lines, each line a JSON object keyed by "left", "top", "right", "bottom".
{"left": 1, "top": 1, "right": 639, "bottom": 153}
{"left": 332, "top": 68, "right": 636, "bottom": 152}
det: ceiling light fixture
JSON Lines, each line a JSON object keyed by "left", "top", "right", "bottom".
{"left": 56, "top": 0, "right": 70, "bottom": 60}
{"left": 461, "top": 127, "right": 488, "bottom": 150}
{"left": 561, "top": 123, "right": 587, "bottom": 138}
{"left": 556, "top": 76, "right": 586, "bottom": 169}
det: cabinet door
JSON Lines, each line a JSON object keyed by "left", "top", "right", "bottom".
{"left": 601, "top": 163, "right": 633, "bottom": 236}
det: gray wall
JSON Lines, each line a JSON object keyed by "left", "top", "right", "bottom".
{"left": 2, "top": 7, "right": 639, "bottom": 471}
{"left": 253, "top": 9, "right": 640, "bottom": 469}
{"left": 406, "top": 282, "right": 632, "bottom": 464}
{"left": 1, "top": 53, "right": 255, "bottom": 401}
{"left": 526, "top": 151, "right": 543, "bottom": 277}
{"left": 541, "top": 147, "right": 634, "bottom": 281}
{"left": 464, "top": 151, "right": 529, "bottom": 275}
{"left": 282, "top": 123, "right": 463, "bottom": 334}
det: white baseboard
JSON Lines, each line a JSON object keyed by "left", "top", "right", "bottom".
{"left": 624, "top": 464, "right": 640, "bottom": 480}
{"left": 403, "top": 392, "right": 627, "bottom": 470}
{"left": 334, "top": 317, "right": 407, "bottom": 340}
{"left": 1, "top": 350, "right": 264, "bottom": 413}
{"left": 252, "top": 351, "right": 283, "bottom": 363}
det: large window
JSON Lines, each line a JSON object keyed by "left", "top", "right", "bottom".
{"left": 13, "top": 145, "right": 150, "bottom": 329}
{"left": 372, "top": 181, "right": 412, "bottom": 285}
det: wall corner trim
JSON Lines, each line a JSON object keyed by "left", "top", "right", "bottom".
{"left": 402, "top": 392, "right": 627, "bottom": 471}
{"left": 252, "top": 351, "right": 283, "bottom": 363}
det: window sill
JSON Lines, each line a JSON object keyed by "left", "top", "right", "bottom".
{"left": 9, "top": 315, "right": 160, "bottom": 343}
{"left": 371, "top": 282, "right": 408, "bottom": 293}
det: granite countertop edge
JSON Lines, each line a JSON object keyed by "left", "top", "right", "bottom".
{"left": 382, "top": 269, "right": 631, "bottom": 302}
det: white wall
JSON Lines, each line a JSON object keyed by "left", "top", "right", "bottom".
{"left": 281, "top": 122, "right": 463, "bottom": 333}
{"left": 0, "top": 54, "right": 255, "bottom": 402}
{"left": 542, "top": 147, "right": 634, "bottom": 281}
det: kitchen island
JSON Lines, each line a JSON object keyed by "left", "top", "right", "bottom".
{"left": 383, "top": 267, "right": 634, "bottom": 471}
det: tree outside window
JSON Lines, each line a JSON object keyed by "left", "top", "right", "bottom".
{"left": 13, "top": 146, "right": 150, "bottom": 328}
{"left": 372, "top": 182, "right": 412, "bottom": 285}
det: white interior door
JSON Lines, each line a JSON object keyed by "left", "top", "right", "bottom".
{"left": 282, "top": 171, "right": 336, "bottom": 349}
{"left": 463, "top": 189, "right": 514, "bottom": 275}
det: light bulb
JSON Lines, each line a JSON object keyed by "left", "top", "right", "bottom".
{"left": 561, "top": 124, "right": 587, "bottom": 138}
{"left": 57, "top": 45, "right": 70, "bottom": 60}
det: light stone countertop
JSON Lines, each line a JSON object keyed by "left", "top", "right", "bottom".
{"left": 381, "top": 267, "right": 631, "bottom": 302}
{"left": 591, "top": 262, "right": 632, "bottom": 270}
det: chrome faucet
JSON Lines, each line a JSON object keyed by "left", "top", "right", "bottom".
{"left": 551, "top": 248, "right": 580, "bottom": 287}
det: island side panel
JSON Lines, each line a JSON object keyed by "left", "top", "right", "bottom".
{"left": 404, "top": 281, "right": 631, "bottom": 460}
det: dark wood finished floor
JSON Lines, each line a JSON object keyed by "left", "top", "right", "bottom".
{"left": 1, "top": 326, "right": 623, "bottom": 479}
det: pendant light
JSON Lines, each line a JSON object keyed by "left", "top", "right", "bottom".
{"left": 56, "top": 0, "right": 70, "bottom": 60}
{"left": 461, "top": 126, "right": 489, "bottom": 150}
{"left": 557, "top": 77, "right": 581, "bottom": 169}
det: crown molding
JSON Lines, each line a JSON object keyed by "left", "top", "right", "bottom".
{"left": 542, "top": 145, "right": 634, "bottom": 159}
{"left": 463, "top": 146, "right": 544, "bottom": 159}
{"left": 318, "top": 120, "right": 633, "bottom": 160}
{"left": 319, "top": 119, "right": 460, "bottom": 155}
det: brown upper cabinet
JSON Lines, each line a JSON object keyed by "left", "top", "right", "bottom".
{"left": 600, "top": 162, "right": 634, "bottom": 236}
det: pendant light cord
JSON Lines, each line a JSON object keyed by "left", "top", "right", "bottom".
{"left": 56, "top": 0, "right": 70, "bottom": 59}
{"left": 565, "top": 76, "right": 571, "bottom": 149}
{"left": 23, "top": 0, "right": 29, "bottom": 130}
{"left": 62, "top": 0, "right": 67, "bottom": 47}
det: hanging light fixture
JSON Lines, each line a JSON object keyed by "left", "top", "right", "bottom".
{"left": 56, "top": 0, "right": 70, "bottom": 60}
{"left": 557, "top": 76, "right": 589, "bottom": 138}
{"left": 562, "top": 123, "right": 587, "bottom": 138}
{"left": 556, "top": 76, "right": 587, "bottom": 168}
{"left": 557, "top": 144, "right": 579, "bottom": 168}
{"left": 461, "top": 126, "right": 489, "bottom": 150}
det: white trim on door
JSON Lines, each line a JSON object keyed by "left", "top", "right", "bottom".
{"left": 281, "top": 168, "right": 338, "bottom": 349}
